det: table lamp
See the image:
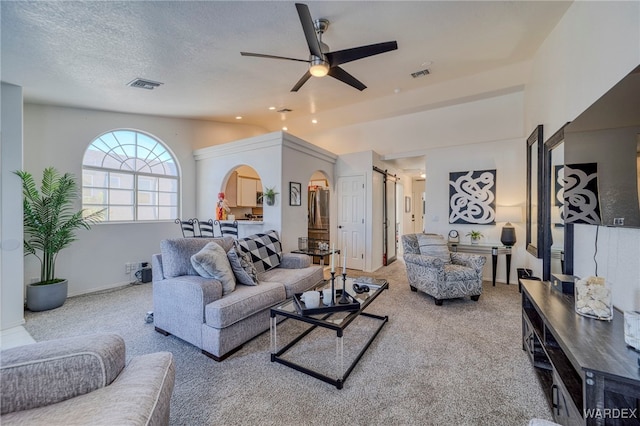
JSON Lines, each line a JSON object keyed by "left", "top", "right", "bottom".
{"left": 496, "top": 206, "right": 522, "bottom": 247}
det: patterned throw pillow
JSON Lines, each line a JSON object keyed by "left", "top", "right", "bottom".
{"left": 236, "top": 230, "right": 283, "bottom": 273}
{"left": 417, "top": 234, "right": 451, "bottom": 264}
{"left": 227, "top": 247, "right": 259, "bottom": 286}
{"left": 190, "top": 242, "right": 236, "bottom": 295}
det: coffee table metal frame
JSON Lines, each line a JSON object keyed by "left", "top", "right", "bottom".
{"left": 269, "top": 279, "right": 388, "bottom": 389}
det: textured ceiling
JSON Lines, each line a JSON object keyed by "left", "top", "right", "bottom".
{"left": 1, "top": 1, "right": 572, "bottom": 171}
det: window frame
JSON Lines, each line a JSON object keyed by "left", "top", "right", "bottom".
{"left": 81, "top": 129, "right": 180, "bottom": 223}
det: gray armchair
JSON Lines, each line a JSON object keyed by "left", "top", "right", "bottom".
{"left": 1, "top": 333, "right": 175, "bottom": 425}
{"left": 401, "top": 233, "right": 486, "bottom": 305}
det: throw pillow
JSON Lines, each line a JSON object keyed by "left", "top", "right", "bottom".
{"left": 236, "top": 230, "right": 283, "bottom": 273}
{"left": 227, "top": 247, "right": 260, "bottom": 286}
{"left": 190, "top": 242, "right": 236, "bottom": 295}
{"left": 417, "top": 234, "right": 451, "bottom": 264}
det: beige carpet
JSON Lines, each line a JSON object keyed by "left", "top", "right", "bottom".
{"left": 24, "top": 260, "right": 553, "bottom": 425}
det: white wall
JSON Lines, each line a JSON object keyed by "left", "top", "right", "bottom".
{"left": 425, "top": 138, "right": 526, "bottom": 283}
{"left": 194, "top": 131, "right": 337, "bottom": 253}
{"left": 20, "top": 104, "right": 264, "bottom": 296}
{"left": 1, "top": 83, "right": 25, "bottom": 329}
{"left": 307, "top": 89, "right": 525, "bottom": 157}
{"left": 525, "top": 0, "right": 640, "bottom": 311}
{"left": 312, "top": 90, "right": 526, "bottom": 280}
{"left": 281, "top": 135, "right": 336, "bottom": 253}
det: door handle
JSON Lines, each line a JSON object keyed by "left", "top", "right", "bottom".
{"left": 338, "top": 225, "right": 343, "bottom": 229}
{"left": 551, "top": 384, "right": 560, "bottom": 416}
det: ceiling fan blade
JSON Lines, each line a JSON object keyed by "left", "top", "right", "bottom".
{"left": 326, "top": 41, "right": 398, "bottom": 66}
{"left": 295, "top": 3, "right": 323, "bottom": 58}
{"left": 291, "top": 71, "right": 312, "bottom": 92}
{"left": 328, "top": 66, "right": 366, "bottom": 91}
{"left": 240, "top": 52, "right": 309, "bottom": 63}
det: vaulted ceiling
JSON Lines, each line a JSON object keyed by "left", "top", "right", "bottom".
{"left": 1, "top": 1, "right": 572, "bottom": 170}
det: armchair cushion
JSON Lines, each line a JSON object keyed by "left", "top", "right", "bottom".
{"left": 1, "top": 334, "right": 126, "bottom": 414}
{"left": 417, "top": 234, "right": 451, "bottom": 264}
{"left": 1, "top": 334, "right": 175, "bottom": 426}
{"left": 191, "top": 242, "right": 236, "bottom": 295}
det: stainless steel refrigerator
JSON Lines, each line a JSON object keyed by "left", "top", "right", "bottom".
{"left": 308, "top": 187, "right": 330, "bottom": 244}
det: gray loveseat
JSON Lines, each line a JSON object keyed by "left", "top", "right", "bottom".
{"left": 152, "top": 231, "right": 323, "bottom": 361}
{"left": 0, "top": 333, "right": 175, "bottom": 426}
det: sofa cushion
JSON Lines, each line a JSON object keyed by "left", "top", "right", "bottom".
{"left": 236, "top": 230, "right": 283, "bottom": 273}
{"left": 205, "top": 281, "right": 285, "bottom": 329}
{"left": 417, "top": 234, "right": 451, "bottom": 264}
{"left": 191, "top": 242, "right": 236, "bottom": 296}
{"left": 259, "top": 265, "right": 324, "bottom": 299}
{"left": 227, "top": 247, "right": 259, "bottom": 286}
{"left": 160, "top": 237, "right": 235, "bottom": 278}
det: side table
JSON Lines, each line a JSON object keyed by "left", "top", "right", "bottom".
{"left": 448, "top": 242, "right": 512, "bottom": 286}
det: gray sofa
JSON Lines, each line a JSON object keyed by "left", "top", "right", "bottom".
{"left": 0, "top": 333, "right": 175, "bottom": 426}
{"left": 152, "top": 232, "right": 323, "bottom": 361}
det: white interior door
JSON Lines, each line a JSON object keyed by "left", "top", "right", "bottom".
{"left": 338, "top": 175, "right": 365, "bottom": 271}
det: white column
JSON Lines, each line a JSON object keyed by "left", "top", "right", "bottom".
{"left": 1, "top": 82, "right": 25, "bottom": 330}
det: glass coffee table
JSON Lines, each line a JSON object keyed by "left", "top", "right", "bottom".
{"left": 269, "top": 277, "right": 388, "bottom": 389}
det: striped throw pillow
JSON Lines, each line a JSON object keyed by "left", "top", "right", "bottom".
{"left": 417, "top": 234, "right": 451, "bottom": 264}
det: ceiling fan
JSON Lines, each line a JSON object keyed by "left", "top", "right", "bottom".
{"left": 240, "top": 3, "right": 398, "bottom": 92}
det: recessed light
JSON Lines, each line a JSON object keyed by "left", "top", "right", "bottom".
{"left": 311, "top": 119, "right": 318, "bottom": 124}
{"left": 268, "top": 106, "right": 276, "bottom": 110}
{"left": 282, "top": 126, "right": 288, "bottom": 131}
{"left": 235, "top": 116, "right": 242, "bottom": 120}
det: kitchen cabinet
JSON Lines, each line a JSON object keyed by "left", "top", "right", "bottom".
{"left": 238, "top": 177, "right": 257, "bottom": 207}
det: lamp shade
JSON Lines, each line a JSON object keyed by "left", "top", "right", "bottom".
{"left": 496, "top": 206, "right": 522, "bottom": 224}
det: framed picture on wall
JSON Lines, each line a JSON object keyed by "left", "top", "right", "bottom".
{"left": 289, "top": 182, "right": 302, "bottom": 206}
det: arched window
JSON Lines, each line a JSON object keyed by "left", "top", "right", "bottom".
{"left": 82, "top": 130, "right": 179, "bottom": 222}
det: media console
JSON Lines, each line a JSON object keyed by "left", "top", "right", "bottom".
{"left": 520, "top": 279, "right": 640, "bottom": 425}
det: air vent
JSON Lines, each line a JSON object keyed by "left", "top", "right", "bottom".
{"left": 410, "top": 69, "right": 430, "bottom": 79}
{"left": 127, "top": 78, "right": 164, "bottom": 90}
{"left": 277, "top": 108, "right": 292, "bottom": 113}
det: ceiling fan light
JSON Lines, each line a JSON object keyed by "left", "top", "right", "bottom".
{"left": 309, "top": 61, "right": 329, "bottom": 77}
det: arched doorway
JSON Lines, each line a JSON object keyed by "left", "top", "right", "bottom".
{"left": 223, "top": 165, "right": 263, "bottom": 221}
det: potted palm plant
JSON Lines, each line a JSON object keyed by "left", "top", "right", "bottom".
{"left": 15, "top": 167, "right": 103, "bottom": 311}
{"left": 259, "top": 186, "right": 279, "bottom": 206}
